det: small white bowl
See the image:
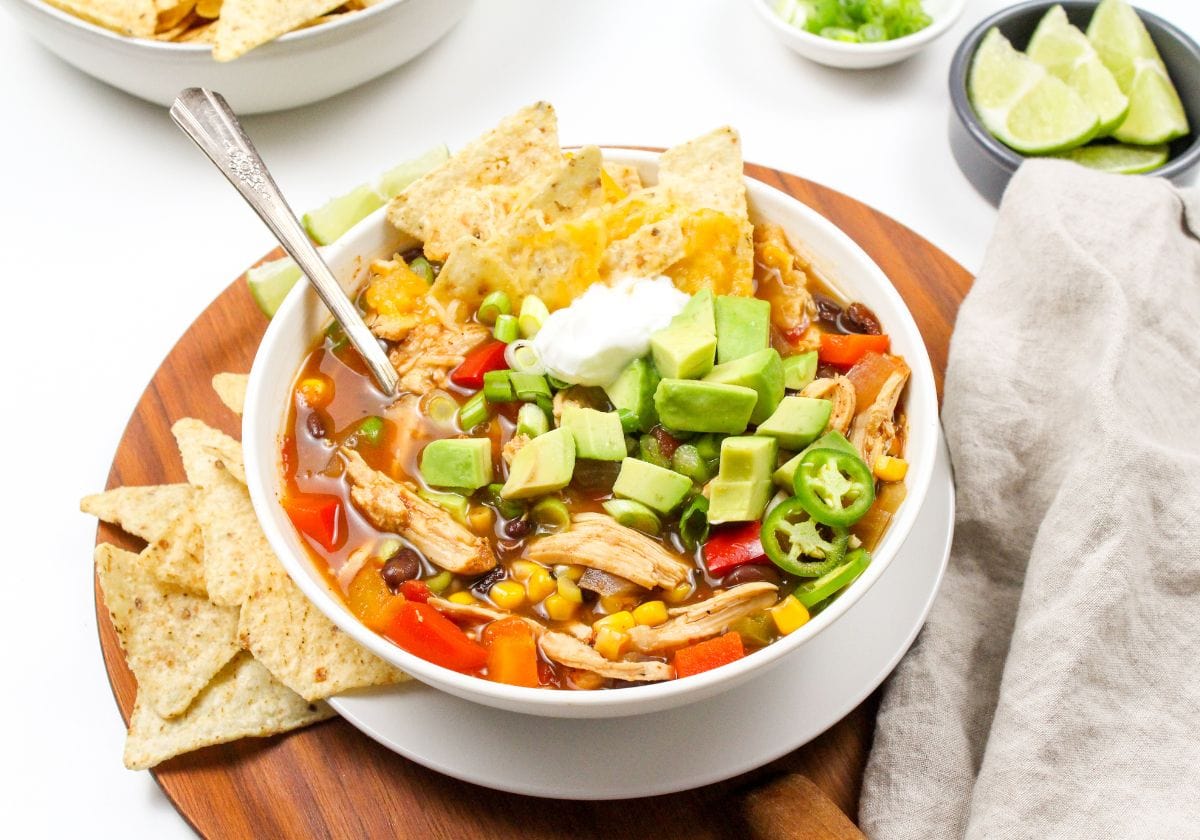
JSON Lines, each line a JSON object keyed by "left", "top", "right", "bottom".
{"left": 0, "top": 0, "right": 472, "bottom": 113}
{"left": 243, "top": 149, "right": 939, "bottom": 719}
{"left": 752, "top": 0, "right": 965, "bottom": 69}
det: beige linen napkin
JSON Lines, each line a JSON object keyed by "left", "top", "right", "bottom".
{"left": 859, "top": 159, "right": 1200, "bottom": 838}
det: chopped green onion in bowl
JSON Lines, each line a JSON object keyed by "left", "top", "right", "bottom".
{"left": 773, "top": 0, "right": 932, "bottom": 44}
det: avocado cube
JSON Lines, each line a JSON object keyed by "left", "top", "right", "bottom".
{"left": 561, "top": 406, "right": 626, "bottom": 461}
{"left": 707, "top": 479, "right": 773, "bottom": 524}
{"left": 755, "top": 396, "right": 832, "bottom": 450}
{"left": 714, "top": 295, "right": 770, "bottom": 363}
{"left": 703, "top": 348, "right": 785, "bottom": 425}
{"left": 419, "top": 438, "right": 494, "bottom": 490}
{"left": 604, "top": 357, "right": 660, "bottom": 433}
{"left": 612, "top": 457, "right": 692, "bottom": 514}
{"left": 772, "top": 430, "right": 858, "bottom": 489}
{"left": 782, "top": 351, "right": 819, "bottom": 390}
{"left": 670, "top": 289, "right": 716, "bottom": 334}
{"left": 653, "top": 379, "right": 757, "bottom": 434}
{"left": 650, "top": 326, "right": 717, "bottom": 380}
{"left": 501, "top": 428, "right": 576, "bottom": 499}
{"left": 717, "top": 436, "right": 778, "bottom": 484}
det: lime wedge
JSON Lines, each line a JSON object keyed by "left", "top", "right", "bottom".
{"left": 302, "top": 184, "right": 385, "bottom": 246}
{"left": 1052, "top": 142, "right": 1169, "bottom": 173}
{"left": 969, "top": 27, "right": 1100, "bottom": 155}
{"left": 377, "top": 144, "right": 449, "bottom": 199}
{"left": 1027, "top": 5, "right": 1128, "bottom": 135}
{"left": 246, "top": 256, "right": 303, "bottom": 318}
{"left": 1087, "top": 0, "right": 1189, "bottom": 144}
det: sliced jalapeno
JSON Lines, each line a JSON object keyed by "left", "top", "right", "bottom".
{"left": 793, "top": 448, "right": 875, "bottom": 527}
{"left": 761, "top": 497, "right": 849, "bottom": 577}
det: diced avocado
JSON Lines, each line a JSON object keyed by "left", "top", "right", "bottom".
{"left": 707, "top": 480, "right": 773, "bottom": 524}
{"left": 650, "top": 326, "right": 717, "bottom": 380}
{"left": 772, "top": 430, "right": 858, "bottom": 489}
{"left": 783, "top": 351, "right": 819, "bottom": 390}
{"left": 501, "top": 428, "right": 576, "bottom": 499}
{"left": 377, "top": 145, "right": 450, "bottom": 198}
{"left": 654, "top": 379, "right": 757, "bottom": 434}
{"left": 717, "top": 436, "right": 778, "bottom": 484}
{"left": 612, "top": 457, "right": 692, "bottom": 514}
{"left": 755, "top": 396, "right": 832, "bottom": 450}
{"left": 561, "top": 406, "right": 626, "bottom": 461}
{"left": 703, "top": 348, "right": 785, "bottom": 425}
{"left": 604, "top": 357, "right": 660, "bottom": 433}
{"left": 714, "top": 295, "right": 770, "bottom": 363}
{"left": 670, "top": 288, "right": 716, "bottom": 334}
{"left": 419, "top": 438, "right": 493, "bottom": 490}
{"left": 303, "top": 184, "right": 385, "bottom": 246}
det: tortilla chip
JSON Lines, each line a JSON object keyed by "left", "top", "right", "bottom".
{"left": 657, "top": 127, "right": 749, "bottom": 220}
{"left": 213, "top": 0, "right": 343, "bottom": 61}
{"left": 195, "top": 0, "right": 221, "bottom": 17}
{"left": 212, "top": 372, "right": 248, "bottom": 416}
{"left": 603, "top": 162, "right": 643, "bottom": 196}
{"left": 96, "top": 544, "right": 240, "bottom": 719}
{"left": 141, "top": 508, "right": 207, "bottom": 595}
{"left": 81, "top": 484, "right": 196, "bottom": 544}
{"left": 172, "top": 417, "right": 245, "bottom": 487}
{"left": 155, "top": 0, "right": 195, "bottom": 31}
{"left": 388, "top": 102, "right": 561, "bottom": 261}
{"left": 176, "top": 18, "right": 216, "bottom": 41}
{"left": 45, "top": 0, "right": 157, "bottom": 37}
{"left": 124, "top": 652, "right": 333, "bottom": 770}
{"left": 238, "top": 567, "right": 408, "bottom": 702}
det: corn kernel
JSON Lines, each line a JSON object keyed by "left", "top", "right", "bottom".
{"left": 447, "top": 590, "right": 478, "bottom": 606}
{"left": 599, "top": 593, "right": 638, "bottom": 614}
{"left": 468, "top": 505, "right": 495, "bottom": 536}
{"left": 663, "top": 581, "right": 693, "bottom": 604}
{"left": 593, "top": 626, "right": 630, "bottom": 661}
{"left": 510, "top": 560, "right": 540, "bottom": 581}
{"left": 553, "top": 564, "right": 585, "bottom": 582}
{"left": 771, "top": 595, "right": 810, "bottom": 636}
{"left": 489, "top": 580, "right": 525, "bottom": 611}
{"left": 524, "top": 567, "right": 556, "bottom": 602}
{"left": 632, "top": 600, "right": 668, "bottom": 627}
{"left": 873, "top": 455, "right": 909, "bottom": 483}
{"left": 296, "top": 376, "right": 333, "bottom": 409}
{"left": 544, "top": 593, "right": 578, "bottom": 621}
{"left": 556, "top": 575, "right": 583, "bottom": 604}
{"left": 594, "top": 610, "right": 636, "bottom": 634}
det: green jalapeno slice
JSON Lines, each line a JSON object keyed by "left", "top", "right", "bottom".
{"left": 761, "top": 497, "right": 850, "bottom": 578}
{"left": 792, "top": 448, "right": 875, "bottom": 527}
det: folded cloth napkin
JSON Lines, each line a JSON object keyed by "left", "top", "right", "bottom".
{"left": 859, "top": 159, "right": 1200, "bottom": 839}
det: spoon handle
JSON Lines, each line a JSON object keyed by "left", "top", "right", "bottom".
{"left": 169, "top": 87, "right": 399, "bottom": 396}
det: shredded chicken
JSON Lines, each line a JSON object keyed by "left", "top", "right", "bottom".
{"left": 525, "top": 513, "right": 690, "bottom": 590}
{"left": 539, "top": 631, "right": 674, "bottom": 682}
{"left": 426, "top": 598, "right": 591, "bottom": 642}
{"left": 849, "top": 368, "right": 910, "bottom": 472}
{"left": 341, "top": 450, "right": 496, "bottom": 575}
{"left": 628, "top": 583, "right": 778, "bottom": 652}
{"left": 754, "top": 222, "right": 817, "bottom": 335}
{"left": 501, "top": 433, "right": 530, "bottom": 466}
{"left": 801, "top": 376, "right": 856, "bottom": 436}
{"left": 551, "top": 387, "right": 591, "bottom": 425}
{"left": 388, "top": 317, "right": 490, "bottom": 394}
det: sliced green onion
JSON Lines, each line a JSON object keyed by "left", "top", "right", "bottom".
{"left": 679, "top": 494, "right": 710, "bottom": 552}
{"left": 356, "top": 416, "right": 385, "bottom": 446}
{"left": 531, "top": 497, "right": 571, "bottom": 533}
{"left": 519, "top": 294, "right": 549, "bottom": 338}
{"left": 671, "top": 444, "right": 713, "bottom": 484}
{"left": 477, "top": 290, "right": 512, "bottom": 326}
{"left": 617, "top": 409, "right": 641, "bottom": 434}
{"left": 493, "top": 313, "right": 519, "bottom": 343}
{"left": 637, "top": 434, "right": 670, "bottom": 469}
{"left": 425, "top": 570, "right": 453, "bottom": 594}
{"left": 546, "top": 374, "right": 571, "bottom": 391}
{"left": 420, "top": 390, "right": 460, "bottom": 430}
{"left": 482, "top": 370, "right": 515, "bottom": 403}
{"left": 602, "top": 499, "right": 662, "bottom": 535}
{"left": 516, "top": 403, "right": 549, "bottom": 438}
{"left": 374, "top": 538, "right": 403, "bottom": 559}
{"left": 458, "top": 391, "right": 490, "bottom": 430}
{"left": 409, "top": 256, "right": 435, "bottom": 285}
{"left": 484, "top": 483, "right": 526, "bottom": 520}
{"left": 535, "top": 394, "right": 554, "bottom": 418}
{"left": 419, "top": 489, "right": 470, "bottom": 524}
{"left": 695, "top": 433, "right": 724, "bottom": 462}
{"left": 510, "top": 372, "right": 551, "bottom": 402}
{"left": 504, "top": 339, "right": 545, "bottom": 374}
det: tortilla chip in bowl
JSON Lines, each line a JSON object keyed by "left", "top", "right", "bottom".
{"left": 241, "top": 133, "right": 938, "bottom": 719}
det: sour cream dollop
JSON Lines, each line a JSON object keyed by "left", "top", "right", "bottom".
{"left": 532, "top": 275, "right": 689, "bottom": 387}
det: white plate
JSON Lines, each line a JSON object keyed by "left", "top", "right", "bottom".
{"left": 328, "top": 431, "right": 954, "bottom": 799}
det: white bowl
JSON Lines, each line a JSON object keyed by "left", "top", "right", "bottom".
{"left": 243, "top": 149, "right": 939, "bottom": 718}
{"left": 751, "top": 0, "right": 965, "bottom": 69}
{"left": 0, "top": 0, "right": 472, "bottom": 113}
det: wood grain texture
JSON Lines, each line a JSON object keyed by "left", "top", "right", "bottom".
{"left": 93, "top": 163, "right": 972, "bottom": 838}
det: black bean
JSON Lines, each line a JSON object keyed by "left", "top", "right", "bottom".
{"left": 722, "top": 564, "right": 782, "bottom": 587}
{"left": 380, "top": 548, "right": 420, "bottom": 592}
{"left": 503, "top": 517, "right": 535, "bottom": 540}
{"left": 469, "top": 567, "right": 506, "bottom": 594}
{"left": 306, "top": 412, "right": 327, "bottom": 439}
{"left": 813, "top": 293, "right": 844, "bottom": 327}
{"left": 841, "top": 302, "right": 882, "bottom": 336}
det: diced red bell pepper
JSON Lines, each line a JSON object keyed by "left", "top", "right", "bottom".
{"left": 386, "top": 601, "right": 488, "bottom": 672}
{"left": 818, "top": 333, "right": 890, "bottom": 367}
{"left": 399, "top": 579, "right": 431, "bottom": 603}
{"left": 450, "top": 341, "right": 509, "bottom": 389}
{"left": 482, "top": 617, "right": 540, "bottom": 688}
{"left": 673, "top": 631, "right": 746, "bottom": 678}
{"left": 703, "top": 521, "right": 766, "bottom": 576}
{"left": 282, "top": 492, "right": 344, "bottom": 552}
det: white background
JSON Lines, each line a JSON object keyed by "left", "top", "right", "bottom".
{"left": 0, "top": 0, "right": 1194, "bottom": 835}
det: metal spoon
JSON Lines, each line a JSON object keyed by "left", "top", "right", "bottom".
{"left": 169, "top": 87, "right": 399, "bottom": 396}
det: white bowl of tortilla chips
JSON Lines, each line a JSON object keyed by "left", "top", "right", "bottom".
{"left": 242, "top": 103, "right": 939, "bottom": 719}
{"left": 3, "top": 0, "right": 472, "bottom": 113}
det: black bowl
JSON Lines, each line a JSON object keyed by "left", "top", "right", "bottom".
{"left": 948, "top": 0, "right": 1200, "bottom": 204}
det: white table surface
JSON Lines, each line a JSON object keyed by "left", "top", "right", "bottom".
{"left": 0, "top": 0, "right": 1193, "bottom": 836}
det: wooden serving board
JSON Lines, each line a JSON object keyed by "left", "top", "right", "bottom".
{"left": 95, "top": 163, "right": 972, "bottom": 838}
